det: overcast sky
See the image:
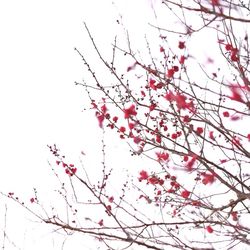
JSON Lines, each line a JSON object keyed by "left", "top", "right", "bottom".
{"left": 0, "top": 1, "right": 159, "bottom": 249}
{"left": 1, "top": 1, "right": 246, "bottom": 249}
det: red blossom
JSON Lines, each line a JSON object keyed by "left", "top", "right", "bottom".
{"left": 65, "top": 167, "right": 77, "bottom": 176}
{"left": 139, "top": 170, "right": 149, "bottom": 181}
{"left": 149, "top": 78, "right": 157, "bottom": 90}
{"left": 224, "top": 44, "right": 239, "bottom": 61}
{"left": 119, "top": 126, "right": 126, "bottom": 133}
{"left": 124, "top": 104, "right": 137, "bottom": 119}
{"left": 96, "top": 113, "right": 105, "bottom": 128}
{"left": 209, "top": 131, "right": 215, "bottom": 140}
{"left": 98, "top": 219, "right": 104, "bottom": 226}
{"left": 105, "top": 205, "right": 112, "bottom": 216}
{"left": 183, "top": 115, "right": 190, "bottom": 123}
{"left": 62, "top": 162, "right": 68, "bottom": 168}
{"left": 232, "top": 136, "right": 241, "bottom": 146}
{"left": 192, "top": 200, "right": 201, "bottom": 206}
{"left": 186, "top": 155, "right": 197, "bottom": 171}
{"left": 171, "top": 133, "right": 177, "bottom": 139}
{"left": 167, "top": 68, "right": 175, "bottom": 78}
{"left": 225, "top": 44, "right": 233, "bottom": 51}
{"left": 156, "top": 152, "right": 169, "bottom": 162}
{"left": 133, "top": 136, "right": 142, "bottom": 144}
{"left": 173, "top": 65, "right": 179, "bottom": 72}
{"left": 220, "top": 159, "right": 227, "bottom": 163}
{"left": 178, "top": 41, "right": 185, "bottom": 49}
{"left": 166, "top": 91, "right": 191, "bottom": 109}
{"left": 176, "top": 94, "right": 194, "bottom": 111}
{"left": 183, "top": 155, "right": 189, "bottom": 162}
{"left": 141, "top": 90, "right": 146, "bottom": 97}
{"left": 179, "top": 55, "right": 186, "bottom": 64}
{"left": 30, "top": 197, "right": 35, "bottom": 203}
{"left": 247, "top": 134, "right": 250, "bottom": 141}
{"left": 231, "top": 211, "right": 238, "bottom": 221}
{"left": 160, "top": 46, "right": 165, "bottom": 52}
{"left": 206, "top": 225, "right": 213, "bottom": 233}
{"left": 149, "top": 103, "right": 157, "bottom": 111}
{"left": 156, "top": 82, "right": 164, "bottom": 89}
{"left": 148, "top": 176, "right": 159, "bottom": 185}
{"left": 91, "top": 102, "right": 98, "bottom": 109}
{"left": 156, "top": 134, "right": 161, "bottom": 143}
{"left": 196, "top": 127, "right": 204, "bottom": 135}
{"left": 211, "top": 0, "right": 220, "bottom": 6}
{"left": 108, "top": 124, "right": 114, "bottom": 129}
{"left": 223, "top": 111, "right": 230, "bottom": 117}
{"left": 112, "top": 116, "right": 118, "bottom": 123}
{"left": 165, "top": 91, "right": 175, "bottom": 102}
{"left": 101, "top": 104, "right": 108, "bottom": 114}
{"left": 108, "top": 196, "right": 114, "bottom": 203}
{"left": 230, "top": 115, "right": 240, "bottom": 121}
{"left": 127, "top": 61, "right": 137, "bottom": 72}
{"left": 201, "top": 172, "right": 215, "bottom": 185}
{"left": 231, "top": 51, "right": 239, "bottom": 62}
{"left": 229, "top": 85, "right": 244, "bottom": 103}
{"left": 181, "top": 190, "right": 190, "bottom": 199}
{"left": 128, "top": 123, "right": 135, "bottom": 130}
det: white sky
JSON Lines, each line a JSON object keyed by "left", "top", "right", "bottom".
{"left": 1, "top": 1, "right": 247, "bottom": 249}
{"left": 0, "top": 1, "right": 159, "bottom": 249}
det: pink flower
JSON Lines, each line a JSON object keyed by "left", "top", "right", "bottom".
{"left": 247, "top": 134, "right": 250, "bottom": 141}
{"left": 181, "top": 190, "right": 190, "bottom": 199}
{"left": 165, "top": 91, "right": 175, "bottom": 102}
{"left": 149, "top": 78, "right": 157, "bottom": 90}
{"left": 112, "top": 116, "right": 118, "bottom": 123}
{"left": 209, "top": 131, "right": 215, "bottom": 140}
{"left": 148, "top": 176, "right": 159, "bottom": 185}
{"left": 179, "top": 55, "right": 186, "bottom": 64}
{"left": 96, "top": 113, "right": 105, "bottom": 128}
{"left": 108, "top": 196, "right": 114, "bottom": 203}
{"left": 186, "top": 155, "right": 197, "bottom": 171}
{"left": 178, "top": 41, "right": 185, "bottom": 49}
{"left": 133, "top": 136, "right": 142, "bottom": 144}
{"left": 156, "top": 152, "right": 169, "bottom": 162}
{"left": 229, "top": 85, "right": 244, "bottom": 103}
{"left": 98, "top": 219, "right": 104, "bottom": 226}
{"left": 127, "top": 62, "right": 137, "bottom": 72}
{"left": 211, "top": 0, "right": 220, "bottom": 6}
{"left": 156, "top": 134, "right": 161, "bottom": 144}
{"left": 167, "top": 68, "right": 175, "bottom": 78}
{"left": 128, "top": 123, "right": 135, "bottom": 130}
{"left": 231, "top": 211, "right": 238, "bottom": 221}
{"left": 119, "top": 126, "right": 126, "bottom": 133}
{"left": 139, "top": 170, "right": 149, "bottom": 181}
{"left": 196, "top": 127, "right": 203, "bottom": 135}
{"left": 101, "top": 104, "right": 108, "bottom": 114}
{"left": 201, "top": 172, "right": 215, "bottom": 185}
{"left": 206, "top": 225, "right": 213, "bottom": 233}
{"left": 124, "top": 104, "right": 137, "bottom": 119}
{"left": 171, "top": 133, "right": 177, "bottom": 139}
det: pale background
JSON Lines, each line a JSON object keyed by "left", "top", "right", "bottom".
{"left": 0, "top": 0, "right": 244, "bottom": 249}
{"left": 0, "top": 0, "right": 160, "bottom": 249}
